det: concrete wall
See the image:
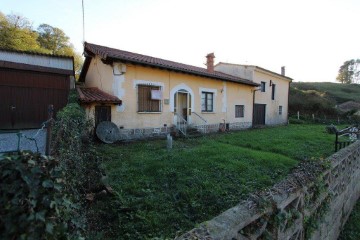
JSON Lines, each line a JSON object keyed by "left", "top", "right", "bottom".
{"left": 84, "top": 56, "right": 254, "bottom": 134}
{"left": 176, "top": 141, "right": 360, "bottom": 240}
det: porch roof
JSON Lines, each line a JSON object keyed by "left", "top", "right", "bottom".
{"left": 77, "top": 87, "right": 122, "bottom": 105}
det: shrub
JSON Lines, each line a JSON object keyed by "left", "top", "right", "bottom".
{"left": 52, "top": 100, "right": 107, "bottom": 237}
{"left": 0, "top": 152, "right": 72, "bottom": 239}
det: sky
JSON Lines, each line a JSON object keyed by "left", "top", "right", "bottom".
{"left": 2, "top": 0, "right": 360, "bottom": 82}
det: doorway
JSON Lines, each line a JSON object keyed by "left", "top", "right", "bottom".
{"left": 174, "top": 90, "right": 191, "bottom": 122}
{"left": 95, "top": 106, "right": 111, "bottom": 128}
{"left": 253, "top": 104, "right": 266, "bottom": 126}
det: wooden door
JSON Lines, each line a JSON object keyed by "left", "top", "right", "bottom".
{"left": 254, "top": 104, "right": 266, "bottom": 125}
{"left": 95, "top": 106, "right": 111, "bottom": 128}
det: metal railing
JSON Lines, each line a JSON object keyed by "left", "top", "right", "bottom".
{"left": 191, "top": 112, "right": 208, "bottom": 134}
{"left": 175, "top": 113, "right": 187, "bottom": 136}
{"left": 335, "top": 125, "right": 359, "bottom": 152}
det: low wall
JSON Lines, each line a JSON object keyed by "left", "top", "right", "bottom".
{"left": 176, "top": 141, "right": 360, "bottom": 240}
{"left": 117, "top": 121, "right": 252, "bottom": 140}
{"left": 118, "top": 126, "right": 173, "bottom": 141}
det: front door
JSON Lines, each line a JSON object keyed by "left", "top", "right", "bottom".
{"left": 174, "top": 90, "right": 191, "bottom": 122}
{"left": 95, "top": 106, "right": 111, "bottom": 128}
{"left": 253, "top": 104, "right": 266, "bottom": 125}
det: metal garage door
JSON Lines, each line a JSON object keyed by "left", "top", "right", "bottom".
{"left": 0, "top": 68, "right": 69, "bottom": 129}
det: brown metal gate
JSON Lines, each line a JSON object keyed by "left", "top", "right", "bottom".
{"left": 254, "top": 104, "right": 266, "bottom": 125}
{"left": 0, "top": 68, "right": 69, "bottom": 129}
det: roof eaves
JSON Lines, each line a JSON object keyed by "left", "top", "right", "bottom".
{"left": 0, "top": 48, "right": 74, "bottom": 59}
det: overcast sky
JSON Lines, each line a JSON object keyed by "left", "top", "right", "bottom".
{"left": 2, "top": 0, "right": 360, "bottom": 82}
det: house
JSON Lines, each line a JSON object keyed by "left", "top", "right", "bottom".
{"left": 0, "top": 49, "right": 75, "bottom": 129}
{"left": 214, "top": 63, "right": 292, "bottom": 125}
{"left": 79, "top": 42, "right": 291, "bottom": 140}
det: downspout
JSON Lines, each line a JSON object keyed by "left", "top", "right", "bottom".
{"left": 287, "top": 81, "right": 291, "bottom": 125}
{"left": 252, "top": 88, "right": 260, "bottom": 128}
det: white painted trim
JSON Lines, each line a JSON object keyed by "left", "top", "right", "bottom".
{"left": 221, "top": 82, "right": 227, "bottom": 113}
{"left": 133, "top": 80, "right": 165, "bottom": 89}
{"left": 199, "top": 87, "right": 217, "bottom": 96}
{"left": 199, "top": 87, "right": 217, "bottom": 112}
{"left": 170, "top": 83, "right": 195, "bottom": 112}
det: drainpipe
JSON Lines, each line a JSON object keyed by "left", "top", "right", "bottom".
{"left": 252, "top": 88, "right": 261, "bottom": 128}
{"left": 287, "top": 81, "right": 291, "bottom": 125}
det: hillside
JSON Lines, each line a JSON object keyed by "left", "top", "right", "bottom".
{"left": 289, "top": 82, "right": 360, "bottom": 116}
{"left": 291, "top": 82, "right": 360, "bottom": 103}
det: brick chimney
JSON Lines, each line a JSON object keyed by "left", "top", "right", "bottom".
{"left": 281, "top": 66, "right": 285, "bottom": 76}
{"left": 206, "top": 53, "right": 215, "bottom": 73}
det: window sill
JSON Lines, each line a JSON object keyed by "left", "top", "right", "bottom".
{"left": 201, "top": 112, "right": 215, "bottom": 114}
{"left": 137, "top": 112, "right": 162, "bottom": 114}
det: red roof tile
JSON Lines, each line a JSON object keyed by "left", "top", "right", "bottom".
{"left": 77, "top": 87, "right": 122, "bottom": 104}
{"left": 82, "top": 42, "right": 259, "bottom": 87}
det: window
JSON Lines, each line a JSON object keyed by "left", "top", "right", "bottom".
{"left": 201, "top": 92, "right": 213, "bottom": 112}
{"left": 235, "top": 105, "right": 244, "bottom": 118}
{"left": 138, "top": 85, "right": 161, "bottom": 112}
{"left": 271, "top": 84, "right": 276, "bottom": 100}
{"left": 260, "top": 82, "right": 266, "bottom": 92}
{"left": 279, "top": 106, "right": 283, "bottom": 115}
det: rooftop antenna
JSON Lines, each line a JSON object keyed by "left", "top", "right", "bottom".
{"left": 82, "top": 0, "right": 85, "bottom": 43}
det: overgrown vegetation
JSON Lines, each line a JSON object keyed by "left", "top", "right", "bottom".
{"left": 51, "top": 91, "right": 111, "bottom": 238}
{"left": 291, "top": 82, "right": 360, "bottom": 104}
{"left": 98, "top": 124, "right": 339, "bottom": 239}
{"left": 0, "top": 152, "right": 72, "bottom": 239}
{"left": 339, "top": 199, "right": 360, "bottom": 240}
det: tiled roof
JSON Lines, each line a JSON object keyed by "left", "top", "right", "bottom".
{"left": 82, "top": 42, "right": 259, "bottom": 87}
{"left": 77, "top": 87, "right": 122, "bottom": 104}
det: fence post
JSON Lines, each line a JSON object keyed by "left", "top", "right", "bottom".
{"left": 45, "top": 105, "right": 54, "bottom": 156}
{"left": 335, "top": 131, "right": 338, "bottom": 152}
{"left": 297, "top": 111, "right": 300, "bottom": 120}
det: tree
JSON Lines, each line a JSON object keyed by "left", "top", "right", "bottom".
{"left": 336, "top": 59, "right": 360, "bottom": 84}
{"left": 37, "top": 24, "right": 83, "bottom": 76}
{"left": 37, "top": 24, "right": 70, "bottom": 54}
{"left": 0, "top": 13, "right": 42, "bottom": 51}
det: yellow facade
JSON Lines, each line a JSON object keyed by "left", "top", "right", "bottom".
{"left": 253, "top": 69, "right": 290, "bottom": 125}
{"left": 84, "top": 56, "right": 254, "bottom": 130}
{"left": 214, "top": 63, "right": 291, "bottom": 125}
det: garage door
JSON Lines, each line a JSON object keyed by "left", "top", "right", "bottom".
{"left": 0, "top": 68, "right": 69, "bottom": 129}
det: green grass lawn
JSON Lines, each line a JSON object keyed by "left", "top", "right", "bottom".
{"left": 97, "top": 124, "right": 340, "bottom": 239}
{"left": 339, "top": 200, "right": 360, "bottom": 240}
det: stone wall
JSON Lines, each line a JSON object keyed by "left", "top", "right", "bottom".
{"left": 176, "top": 141, "right": 360, "bottom": 240}
{"left": 118, "top": 126, "right": 173, "bottom": 141}
{"left": 117, "top": 121, "right": 252, "bottom": 141}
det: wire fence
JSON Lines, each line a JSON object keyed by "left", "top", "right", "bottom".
{"left": 0, "top": 105, "right": 54, "bottom": 155}
{"left": 289, "top": 111, "right": 360, "bottom": 125}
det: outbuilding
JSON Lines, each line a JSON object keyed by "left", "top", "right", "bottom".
{"left": 0, "top": 49, "right": 75, "bottom": 129}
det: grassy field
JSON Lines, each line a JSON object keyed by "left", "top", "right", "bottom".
{"left": 292, "top": 82, "right": 360, "bottom": 103}
{"left": 97, "top": 124, "right": 340, "bottom": 239}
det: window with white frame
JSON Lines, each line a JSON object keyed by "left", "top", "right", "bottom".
{"left": 201, "top": 92, "right": 213, "bottom": 112}
{"left": 137, "top": 85, "right": 162, "bottom": 112}
{"left": 235, "top": 105, "right": 245, "bottom": 118}
{"left": 279, "top": 106, "right": 283, "bottom": 115}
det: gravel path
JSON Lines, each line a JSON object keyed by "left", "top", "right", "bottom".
{"left": 0, "top": 129, "right": 47, "bottom": 155}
